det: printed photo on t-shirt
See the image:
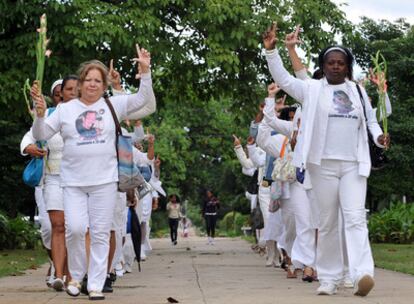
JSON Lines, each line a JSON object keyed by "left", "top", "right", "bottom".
{"left": 75, "top": 109, "right": 106, "bottom": 145}
{"left": 330, "top": 90, "right": 358, "bottom": 119}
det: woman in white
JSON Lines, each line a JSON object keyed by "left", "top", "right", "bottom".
{"left": 31, "top": 47, "right": 155, "bottom": 300}
{"left": 263, "top": 24, "right": 389, "bottom": 297}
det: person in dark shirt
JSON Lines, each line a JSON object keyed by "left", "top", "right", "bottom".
{"left": 202, "top": 190, "right": 220, "bottom": 245}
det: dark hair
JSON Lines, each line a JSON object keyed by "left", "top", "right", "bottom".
{"left": 168, "top": 194, "right": 181, "bottom": 203}
{"left": 61, "top": 74, "right": 79, "bottom": 90}
{"left": 279, "top": 106, "right": 297, "bottom": 121}
{"left": 318, "top": 46, "right": 354, "bottom": 80}
{"left": 312, "top": 68, "right": 323, "bottom": 80}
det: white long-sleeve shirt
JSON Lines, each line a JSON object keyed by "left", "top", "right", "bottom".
{"left": 266, "top": 49, "right": 383, "bottom": 177}
{"left": 32, "top": 73, "right": 155, "bottom": 187}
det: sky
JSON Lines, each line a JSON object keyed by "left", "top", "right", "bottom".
{"left": 332, "top": 0, "right": 414, "bottom": 24}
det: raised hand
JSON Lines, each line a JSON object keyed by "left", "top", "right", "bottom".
{"left": 267, "top": 82, "right": 281, "bottom": 98}
{"left": 133, "top": 43, "right": 151, "bottom": 78}
{"left": 262, "top": 22, "right": 278, "bottom": 50}
{"left": 247, "top": 136, "right": 255, "bottom": 145}
{"left": 154, "top": 155, "right": 161, "bottom": 168}
{"left": 108, "top": 59, "right": 122, "bottom": 90}
{"left": 31, "top": 81, "right": 46, "bottom": 117}
{"left": 233, "top": 134, "right": 241, "bottom": 147}
{"left": 285, "top": 25, "right": 302, "bottom": 49}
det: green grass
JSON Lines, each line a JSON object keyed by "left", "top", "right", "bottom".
{"left": 0, "top": 246, "right": 49, "bottom": 278}
{"left": 372, "top": 243, "right": 414, "bottom": 275}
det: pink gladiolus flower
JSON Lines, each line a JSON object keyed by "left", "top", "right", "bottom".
{"left": 45, "top": 50, "right": 52, "bottom": 57}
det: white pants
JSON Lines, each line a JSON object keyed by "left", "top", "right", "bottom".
{"left": 308, "top": 160, "right": 374, "bottom": 284}
{"left": 263, "top": 210, "right": 284, "bottom": 242}
{"left": 258, "top": 186, "right": 270, "bottom": 245}
{"left": 289, "top": 182, "right": 317, "bottom": 268}
{"left": 35, "top": 187, "right": 52, "bottom": 250}
{"left": 64, "top": 182, "right": 117, "bottom": 292}
{"left": 111, "top": 192, "right": 127, "bottom": 271}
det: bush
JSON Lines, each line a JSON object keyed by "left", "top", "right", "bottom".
{"left": 368, "top": 202, "right": 414, "bottom": 243}
{"left": 219, "top": 211, "right": 249, "bottom": 237}
{"left": 0, "top": 212, "right": 40, "bottom": 250}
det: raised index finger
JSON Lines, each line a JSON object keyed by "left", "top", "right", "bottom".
{"left": 110, "top": 59, "right": 114, "bottom": 71}
{"left": 136, "top": 43, "right": 141, "bottom": 58}
{"left": 294, "top": 24, "right": 301, "bottom": 38}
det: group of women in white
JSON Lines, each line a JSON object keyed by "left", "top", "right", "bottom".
{"left": 234, "top": 24, "right": 390, "bottom": 297}
{"left": 20, "top": 46, "right": 164, "bottom": 300}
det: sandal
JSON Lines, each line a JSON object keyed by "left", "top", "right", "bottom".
{"left": 286, "top": 265, "right": 297, "bottom": 279}
{"left": 302, "top": 266, "right": 314, "bottom": 283}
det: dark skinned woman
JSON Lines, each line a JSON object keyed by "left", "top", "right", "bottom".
{"left": 262, "top": 23, "right": 389, "bottom": 297}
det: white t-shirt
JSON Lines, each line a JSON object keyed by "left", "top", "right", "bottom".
{"left": 323, "top": 83, "right": 362, "bottom": 161}
{"left": 44, "top": 97, "right": 129, "bottom": 186}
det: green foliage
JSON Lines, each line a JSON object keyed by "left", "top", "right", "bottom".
{"left": 345, "top": 18, "right": 414, "bottom": 207}
{"left": 0, "top": 213, "right": 40, "bottom": 250}
{"left": 0, "top": 1, "right": 352, "bottom": 217}
{"left": 368, "top": 202, "right": 414, "bottom": 244}
{"left": 219, "top": 211, "right": 249, "bottom": 236}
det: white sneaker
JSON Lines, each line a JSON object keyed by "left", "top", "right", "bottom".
{"left": 124, "top": 263, "right": 132, "bottom": 274}
{"left": 66, "top": 281, "right": 81, "bottom": 297}
{"left": 354, "top": 274, "right": 375, "bottom": 297}
{"left": 317, "top": 282, "right": 337, "bottom": 295}
{"left": 89, "top": 290, "right": 105, "bottom": 300}
{"left": 343, "top": 277, "right": 354, "bottom": 288}
{"left": 52, "top": 278, "right": 64, "bottom": 291}
{"left": 210, "top": 238, "right": 215, "bottom": 245}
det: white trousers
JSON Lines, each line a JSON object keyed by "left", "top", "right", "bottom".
{"left": 111, "top": 193, "right": 127, "bottom": 271}
{"left": 263, "top": 210, "right": 284, "bottom": 242}
{"left": 35, "top": 186, "right": 52, "bottom": 250}
{"left": 308, "top": 160, "right": 374, "bottom": 284}
{"left": 289, "top": 182, "right": 317, "bottom": 268}
{"left": 258, "top": 186, "right": 270, "bottom": 245}
{"left": 64, "top": 182, "right": 117, "bottom": 292}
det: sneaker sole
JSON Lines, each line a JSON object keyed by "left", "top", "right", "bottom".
{"left": 354, "top": 275, "right": 375, "bottom": 297}
{"left": 52, "top": 279, "right": 64, "bottom": 291}
{"left": 317, "top": 290, "right": 336, "bottom": 296}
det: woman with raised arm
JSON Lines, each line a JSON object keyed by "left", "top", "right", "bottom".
{"left": 31, "top": 46, "right": 155, "bottom": 300}
{"left": 262, "top": 23, "right": 389, "bottom": 297}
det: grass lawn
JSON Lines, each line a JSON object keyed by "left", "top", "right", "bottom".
{"left": 372, "top": 243, "right": 414, "bottom": 275}
{"left": 0, "top": 246, "right": 49, "bottom": 278}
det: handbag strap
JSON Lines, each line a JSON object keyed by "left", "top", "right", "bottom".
{"left": 279, "top": 136, "right": 289, "bottom": 158}
{"left": 356, "top": 84, "right": 368, "bottom": 123}
{"left": 103, "top": 94, "right": 122, "bottom": 160}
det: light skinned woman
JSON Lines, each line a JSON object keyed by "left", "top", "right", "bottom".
{"left": 166, "top": 194, "right": 181, "bottom": 245}
{"left": 263, "top": 23, "right": 389, "bottom": 297}
{"left": 31, "top": 47, "right": 155, "bottom": 300}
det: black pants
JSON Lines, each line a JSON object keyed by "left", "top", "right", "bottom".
{"left": 169, "top": 218, "right": 179, "bottom": 242}
{"left": 205, "top": 214, "right": 217, "bottom": 238}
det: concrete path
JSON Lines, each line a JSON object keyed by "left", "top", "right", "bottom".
{"left": 0, "top": 236, "right": 413, "bottom": 304}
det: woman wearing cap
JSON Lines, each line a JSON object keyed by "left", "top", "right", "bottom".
{"left": 31, "top": 46, "right": 155, "bottom": 300}
{"left": 263, "top": 24, "right": 389, "bottom": 297}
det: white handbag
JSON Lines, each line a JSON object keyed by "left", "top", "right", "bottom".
{"left": 271, "top": 136, "right": 296, "bottom": 183}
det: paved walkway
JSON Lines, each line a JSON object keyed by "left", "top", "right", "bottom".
{"left": 0, "top": 236, "right": 413, "bottom": 304}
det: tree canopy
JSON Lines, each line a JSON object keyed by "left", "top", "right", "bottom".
{"left": 2, "top": 0, "right": 410, "bottom": 218}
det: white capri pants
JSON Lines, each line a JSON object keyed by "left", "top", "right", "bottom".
{"left": 308, "top": 160, "right": 374, "bottom": 284}
{"left": 64, "top": 182, "right": 117, "bottom": 292}
{"left": 43, "top": 174, "right": 64, "bottom": 211}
